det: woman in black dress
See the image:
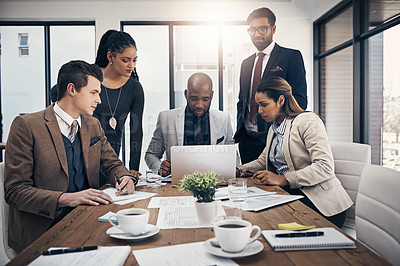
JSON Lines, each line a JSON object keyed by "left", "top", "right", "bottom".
{"left": 94, "top": 30, "right": 144, "bottom": 185}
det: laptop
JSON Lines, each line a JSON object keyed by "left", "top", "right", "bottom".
{"left": 170, "top": 144, "right": 237, "bottom": 185}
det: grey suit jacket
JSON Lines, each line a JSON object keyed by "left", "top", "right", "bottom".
{"left": 145, "top": 107, "right": 235, "bottom": 172}
{"left": 237, "top": 112, "right": 353, "bottom": 216}
{"left": 4, "top": 105, "right": 132, "bottom": 251}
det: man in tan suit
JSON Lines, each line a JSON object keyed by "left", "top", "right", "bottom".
{"left": 4, "top": 60, "right": 137, "bottom": 252}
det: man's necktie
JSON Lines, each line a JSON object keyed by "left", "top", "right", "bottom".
{"left": 194, "top": 118, "right": 202, "bottom": 145}
{"left": 68, "top": 120, "right": 78, "bottom": 143}
{"left": 250, "top": 52, "right": 265, "bottom": 125}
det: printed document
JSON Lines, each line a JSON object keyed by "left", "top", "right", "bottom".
{"left": 132, "top": 241, "right": 237, "bottom": 266}
{"left": 29, "top": 246, "right": 131, "bottom": 266}
{"left": 215, "top": 186, "right": 276, "bottom": 200}
{"left": 222, "top": 194, "right": 303, "bottom": 212}
{"left": 103, "top": 188, "right": 156, "bottom": 205}
{"left": 147, "top": 196, "right": 195, "bottom": 208}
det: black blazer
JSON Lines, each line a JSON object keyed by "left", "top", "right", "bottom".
{"left": 234, "top": 43, "right": 307, "bottom": 143}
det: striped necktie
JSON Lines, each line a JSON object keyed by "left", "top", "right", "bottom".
{"left": 68, "top": 120, "right": 78, "bottom": 143}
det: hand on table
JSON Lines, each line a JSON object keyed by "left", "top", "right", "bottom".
{"left": 252, "top": 170, "right": 288, "bottom": 186}
{"left": 115, "top": 175, "right": 135, "bottom": 196}
{"left": 160, "top": 160, "right": 171, "bottom": 177}
{"left": 58, "top": 188, "right": 113, "bottom": 207}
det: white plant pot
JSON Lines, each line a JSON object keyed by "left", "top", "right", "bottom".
{"left": 195, "top": 201, "right": 217, "bottom": 226}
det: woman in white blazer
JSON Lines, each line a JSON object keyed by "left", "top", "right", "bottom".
{"left": 236, "top": 77, "right": 352, "bottom": 227}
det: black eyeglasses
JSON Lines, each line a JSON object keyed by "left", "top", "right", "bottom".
{"left": 247, "top": 25, "right": 273, "bottom": 36}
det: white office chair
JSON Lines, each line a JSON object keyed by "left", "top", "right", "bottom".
{"left": 0, "top": 162, "right": 17, "bottom": 264}
{"left": 330, "top": 142, "right": 371, "bottom": 238}
{"left": 356, "top": 164, "right": 400, "bottom": 265}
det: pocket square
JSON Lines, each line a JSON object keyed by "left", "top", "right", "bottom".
{"left": 270, "top": 66, "right": 283, "bottom": 72}
{"left": 90, "top": 136, "right": 101, "bottom": 146}
{"left": 216, "top": 136, "right": 225, "bottom": 144}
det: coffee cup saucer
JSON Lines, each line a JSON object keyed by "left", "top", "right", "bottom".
{"left": 106, "top": 224, "right": 159, "bottom": 240}
{"left": 203, "top": 238, "right": 264, "bottom": 258}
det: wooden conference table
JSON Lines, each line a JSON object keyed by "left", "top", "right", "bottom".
{"left": 9, "top": 180, "right": 389, "bottom": 266}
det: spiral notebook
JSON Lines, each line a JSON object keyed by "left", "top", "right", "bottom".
{"left": 262, "top": 227, "right": 356, "bottom": 251}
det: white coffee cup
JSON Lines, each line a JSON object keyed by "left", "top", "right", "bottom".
{"left": 109, "top": 208, "right": 149, "bottom": 235}
{"left": 214, "top": 219, "right": 261, "bottom": 253}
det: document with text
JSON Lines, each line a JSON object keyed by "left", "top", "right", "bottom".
{"left": 147, "top": 196, "right": 195, "bottom": 208}
{"left": 103, "top": 188, "right": 156, "bottom": 205}
{"left": 132, "top": 241, "right": 238, "bottom": 266}
{"left": 222, "top": 194, "right": 304, "bottom": 212}
{"left": 29, "top": 246, "right": 131, "bottom": 266}
{"left": 154, "top": 198, "right": 225, "bottom": 228}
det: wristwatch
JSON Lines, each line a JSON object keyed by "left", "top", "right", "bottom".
{"left": 130, "top": 176, "right": 138, "bottom": 186}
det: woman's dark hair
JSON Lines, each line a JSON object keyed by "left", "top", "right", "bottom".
{"left": 95, "top": 30, "right": 137, "bottom": 68}
{"left": 256, "top": 76, "right": 304, "bottom": 118}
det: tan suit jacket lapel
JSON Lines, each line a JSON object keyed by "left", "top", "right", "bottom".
{"left": 44, "top": 106, "right": 68, "bottom": 177}
{"left": 175, "top": 108, "right": 185, "bottom": 146}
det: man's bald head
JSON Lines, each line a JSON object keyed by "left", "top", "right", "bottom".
{"left": 185, "top": 73, "right": 214, "bottom": 117}
{"left": 187, "top": 72, "right": 213, "bottom": 91}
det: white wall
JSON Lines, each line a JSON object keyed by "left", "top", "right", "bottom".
{"left": 0, "top": 0, "right": 322, "bottom": 110}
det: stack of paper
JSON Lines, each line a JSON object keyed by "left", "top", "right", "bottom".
{"left": 215, "top": 186, "right": 275, "bottom": 200}
{"left": 222, "top": 194, "right": 303, "bottom": 212}
{"left": 102, "top": 188, "right": 156, "bottom": 205}
{"left": 148, "top": 197, "right": 225, "bottom": 228}
{"left": 132, "top": 242, "right": 237, "bottom": 266}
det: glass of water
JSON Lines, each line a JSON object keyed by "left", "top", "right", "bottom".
{"left": 228, "top": 178, "right": 247, "bottom": 203}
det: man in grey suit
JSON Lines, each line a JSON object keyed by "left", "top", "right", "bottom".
{"left": 145, "top": 72, "right": 235, "bottom": 176}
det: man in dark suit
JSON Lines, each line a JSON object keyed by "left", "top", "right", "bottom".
{"left": 4, "top": 60, "right": 137, "bottom": 252}
{"left": 234, "top": 7, "right": 307, "bottom": 164}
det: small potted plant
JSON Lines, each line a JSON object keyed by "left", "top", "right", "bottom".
{"left": 175, "top": 171, "right": 224, "bottom": 225}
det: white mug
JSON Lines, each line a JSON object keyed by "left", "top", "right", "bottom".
{"left": 214, "top": 219, "right": 261, "bottom": 253}
{"left": 109, "top": 208, "right": 149, "bottom": 235}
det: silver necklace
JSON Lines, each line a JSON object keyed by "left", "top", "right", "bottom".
{"left": 104, "top": 85, "right": 123, "bottom": 130}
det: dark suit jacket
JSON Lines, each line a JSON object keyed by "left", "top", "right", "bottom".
{"left": 234, "top": 43, "right": 307, "bottom": 143}
{"left": 4, "top": 105, "right": 132, "bottom": 251}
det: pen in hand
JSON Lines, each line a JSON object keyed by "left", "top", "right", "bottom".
{"left": 275, "top": 231, "right": 324, "bottom": 238}
{"left": 42, "top": 246, "right": 98, "bottom": 256}
{"left": 115, "top": 174, "right": 121, "bottom": 185}
{"left": 115, "top": 174, "right": 126, "bottom": 193}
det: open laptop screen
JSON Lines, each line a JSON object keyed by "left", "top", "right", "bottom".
{"left": 170, "top": 144, "right": 237, "bottom": 185}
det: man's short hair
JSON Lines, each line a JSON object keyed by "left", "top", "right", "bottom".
{"left": 247, "top": 7, "right": 276, "bottom": 26}
{"left": 57, "top": 60, "right": 103, "bottom": 101}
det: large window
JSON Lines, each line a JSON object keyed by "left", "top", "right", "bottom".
{"left": 123, "top": 25, "right": 170, "bottom": 174}
{"left": 368, "top": 25, "right": 400, "bottom": 169}
{"left": 1, "top": 26, "right": 45, "bottom": 141}
{"left": 321, "top": 46, "right": 353, "bottom": 141}
{"left": 315, "top": 0, "right": 400, "bottom": 170}
{"left": 0, "top": 22, "right": 95, "bottom": 143}
{"left": 122, "top": 22, "right": 249, "bottom": 174}
{"left": 50, "top": 26, "right": 96, "bottom": 87}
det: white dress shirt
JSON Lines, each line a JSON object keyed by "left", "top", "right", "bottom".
{"left": 245, "top": 41, "right": 276, "bottom": 132}
{"left": 53, "top": 102, "right": 82, "bottom": 138}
